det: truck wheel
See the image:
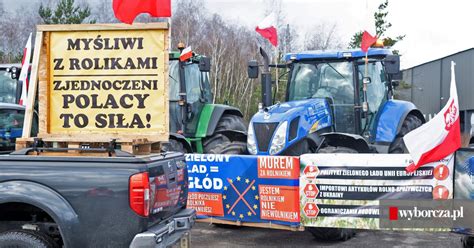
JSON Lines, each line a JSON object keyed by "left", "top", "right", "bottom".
{"left": 203, "top": 114, "right": 247, "bottom": 154}
{"left": 388, "top": 115, "right": 423, "bottom": 153}
{"left": 208, "top": 140, "right": 247, "bottom": 154}
{"left": 0, "top": 230, "right": 57, "bottom": 248}
{"left": 307, "top": 227, "right": 355, "bottom": 241}
{"left": 306, "top": 146, "right": 356, "bottom": 241}
{"left": 462, "top": 236, "right": 474, "bottom": 248}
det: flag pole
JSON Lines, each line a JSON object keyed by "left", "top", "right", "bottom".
{"left": 362, "top": 52, "right": 369, "bottom": 113}
{"left": 275, "top": 44, "right": 279, "bottom": 98}
{"left": 168, "top": 17, "right": 172, "bottom": 50}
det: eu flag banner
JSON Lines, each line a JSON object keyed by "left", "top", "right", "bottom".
{"left": 185, "top": 154, "right": 300, "bottom": 226}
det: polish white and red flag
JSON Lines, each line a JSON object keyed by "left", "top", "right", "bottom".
{"left": 255, "top": 13, "right": 278, "bottom": 47}
{"left": 404, "top": 61, "right": 461, "bottom": 172}
{"left": 180, "top": 46, "right": 192, "bottom": 62}
{"left": 18, "top": 33, "right": 33, "bottom": 106}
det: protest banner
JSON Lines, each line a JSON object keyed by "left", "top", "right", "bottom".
{"left": 185, "top": 154, "right": 301, "bottom": 229}
{"left": 300, "top": 153, "right": 454, "bottom": 229}
{"left": 21, "top": 24, "right": 169, "bottom": 143}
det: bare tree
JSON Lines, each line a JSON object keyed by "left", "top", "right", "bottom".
{"left": 304, "top": 23, "right": 343, "bottom": 51}
{"left": 0, "top": 1, "right": 41, "bottom": 63}
{"left": 92, "top": 0, "right": 117, "bottom": 23}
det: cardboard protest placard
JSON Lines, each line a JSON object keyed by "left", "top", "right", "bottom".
{"left": 25, "top": 24, "right": 169, "bottom": 142}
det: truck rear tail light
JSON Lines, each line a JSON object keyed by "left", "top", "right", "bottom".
{"left": 129, "top": 172, "right": 150, "bottom": 217}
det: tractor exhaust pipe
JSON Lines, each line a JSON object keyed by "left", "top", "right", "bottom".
{"left": 260, "top": 47, "right": 272, "bottom": 108}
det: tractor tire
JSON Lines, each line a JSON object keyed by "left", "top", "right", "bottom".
{"left": 0, "top": 230, "right": 58, "bottom": 248}
{"left": 208, "top": 140, "right": 247, "bottom": 155}
{"left": 162, "top": 139, "right": 187, "bottom": 153}
{"left": 307, "top": 227, "right": 355, "bottom": 242}
{"left": 388, "top": 114, "right": 423, "bottom": 154}
{"left": 306, "top": 146, "right": 356, "bottom": 241}
{"left": 203, "top": 114, "right": 247, "bottom": 154}
{"left": 462, "top": 236, "right": 474, "bottom": 248}
{"left": 215, "top": 114, "right": 247, "bottom": 133}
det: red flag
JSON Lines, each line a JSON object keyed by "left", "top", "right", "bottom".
{"left": 361, "top": 31, "right": 377, "bottom": 53}
{"left": 256, "top": 13, "right": 278, "bottom": 47}
{"left": 403, "top": 61, "right": 461, "bottom": 172}
{"left": 113, "top": 0, "right": 171, "bottom": 24}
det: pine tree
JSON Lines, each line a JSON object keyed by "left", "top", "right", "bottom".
{"left": 39, "top": 0, "right": 95, "bottom": 24}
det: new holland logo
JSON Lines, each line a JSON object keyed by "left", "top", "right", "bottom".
{"left": 443, "top": 99, "right": 457, "bottom": 131}
{"left": 263, "top": 112, "right": 271, "bottom": 120}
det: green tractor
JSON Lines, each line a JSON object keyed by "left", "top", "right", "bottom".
{"left": 164, "top": 46, "right": 247, "bottom": 154}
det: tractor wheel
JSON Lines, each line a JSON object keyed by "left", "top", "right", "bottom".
{"left": 208, "top": 140, "right": 247, "bottom": 155}
{"left": 306, "top": 146, "right": 356, "bottom": 241}
{"left": 462, "top": 236, "right": 474, "bottom": 248}
{"left": 203, "top": 114, "right": 247, "bottom": 154}
{"left": 307, "top": 227, "right": 355, "bottom": 242}
{"left": 162, "top": 138, "right": 188, "bottom": 153}
{"left": 215, "top": 114, "right": 247, "bottom": 133}
{"left": 388, "top": 115, "right": 423, "bottom": 153}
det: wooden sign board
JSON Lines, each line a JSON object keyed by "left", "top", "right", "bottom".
{"left": 21, "top": 23, "right": 169, "bottom": 143}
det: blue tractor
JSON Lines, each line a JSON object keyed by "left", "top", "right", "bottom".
{"left": 247, "top": 48, "right": 426, "bottom": 240}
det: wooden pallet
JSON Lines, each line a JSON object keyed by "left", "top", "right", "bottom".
{"left": 15, "top": 137, "right": 162, "bottom": 156}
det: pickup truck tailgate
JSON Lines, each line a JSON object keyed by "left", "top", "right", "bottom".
{"left": 147, "top": 153, "right": 188, "bottom": 222}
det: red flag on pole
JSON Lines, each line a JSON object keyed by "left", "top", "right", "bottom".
{"left": 113, "top": 0, "right": 171, "bottom": 24}
{"left": 403, "top": 61, "right": 461, "bottom": 172}
{"left": 360, "top": 31, "right": 378, "bottom": 53}
{"left": 255, "top": 13, "right": 278, "bottom": 47}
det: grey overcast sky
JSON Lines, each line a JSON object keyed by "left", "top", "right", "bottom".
{"left": 3, "top": 0, "right": 473, "bottom": 69}
{"left": 204, "top": 0, "right": 474, "bottom": 69}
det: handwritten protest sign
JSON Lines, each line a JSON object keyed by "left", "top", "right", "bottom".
{"left": 29, "top": 24, "right": 169, "bottom": 142}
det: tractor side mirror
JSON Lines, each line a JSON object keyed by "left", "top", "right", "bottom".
{"left": 198, "top": 57, "right": 211, "bottom": 72}
{"left": 7, "top": 66, "right": 20, "bottom": 80}
{"left": 391, "top": 71, "right": 403, "bottom": 81}
{"left": 384, "top": 55, "right": 400, "bottom": 75}
{"left": 248, "top": 60, "right": 259, "bottom": 79}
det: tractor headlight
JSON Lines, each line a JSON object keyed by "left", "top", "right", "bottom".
{"left": 269, "top": 121, "right": 287, "bottom": 155}
{"left": 247, "top": 124, "right": 257, "bottom": 155}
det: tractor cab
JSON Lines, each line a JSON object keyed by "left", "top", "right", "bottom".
{"left": 247, "top": 48, "right": 424, "bottom": 156}
{"left": 167, "top": 48, "right": 246, "bottom": 154}
{"left": 285, "top": 49, "right": 399, "bottom": 138}
{"left": 168, "top": 51, "right": 212, "bottom": 136}
{"left": 0, "top": 64, "right": 22, "bottom": 104}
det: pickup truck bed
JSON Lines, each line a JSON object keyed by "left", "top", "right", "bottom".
{"left": 0, "top": 151, "right": 195, "bottom": 248}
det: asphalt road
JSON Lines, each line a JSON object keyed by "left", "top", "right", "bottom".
{"left": 190, "top": 222, "right": 464, "bottom": 248}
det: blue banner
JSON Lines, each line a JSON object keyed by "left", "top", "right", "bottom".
{"left": 185, "top": 154, "right": 300, "bottom": 226}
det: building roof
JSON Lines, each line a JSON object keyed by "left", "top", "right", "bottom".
{"left": 284, "top": 48, "right": 392, "bottom": 61}
{"left": 403, "top": 47, "right": 474, "bottom": 70}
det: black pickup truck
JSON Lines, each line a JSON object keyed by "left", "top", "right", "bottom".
{"left": 0, "top": 148, "right": 195, "bottom": 247}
